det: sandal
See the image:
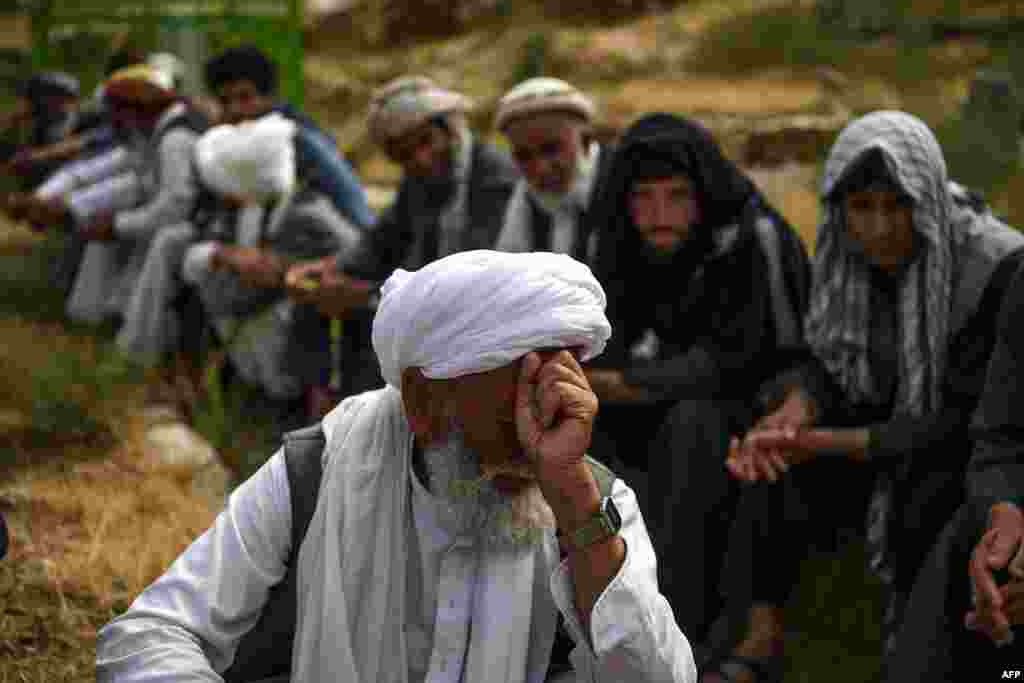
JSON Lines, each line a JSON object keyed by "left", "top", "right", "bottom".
{"left": 699, "top": 653, "right": 784, "bottom": 683}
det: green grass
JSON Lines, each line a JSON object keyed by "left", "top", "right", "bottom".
{"left": 687, "top": 2, "right": 992, "bottom": 88}
{"left": 687, "top": 5, "right": 859, "bottom": 77}
{"left": 189, "top": 363, "right": 285, "bottom": 484}
{"left": 785, "top": 544, "right": 884, "bottom": 682}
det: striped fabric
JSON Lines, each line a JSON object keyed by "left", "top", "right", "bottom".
{"left": 807, "top": 110, "right": 956, "bottom": 420}
{"left": 805, "top": 111, "right": 958, "bottom": 595}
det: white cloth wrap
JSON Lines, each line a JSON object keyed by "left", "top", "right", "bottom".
{"left": 195, "top": 113, "right": 297, "bottom": 202}
{"left": 371, "top": 250, "right": 612, "bottom": 388}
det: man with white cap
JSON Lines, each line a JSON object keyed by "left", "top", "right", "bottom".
{"left": 285, "top": 76, "right": 519, "bottom": 402}
{"left": 115, "top": 112, "right": 360, "bottom": 411}
{"left": 64, "top": 63, "right": 209, "bottom": 325}
{"left": 493, "top": 77, "right": 608, "bottom": 264}
{"left": 97, "top": 249, "right": 697, "bottom": 683}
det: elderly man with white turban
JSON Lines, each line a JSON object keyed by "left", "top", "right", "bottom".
{"left": 115, "top": 112, "right": 361, "bottom": 410}
{"left": 97, "top": 250, "right": 698, "bottom": 683}
{"left": 493, "top": 78, "right": 608, "bottom": 265}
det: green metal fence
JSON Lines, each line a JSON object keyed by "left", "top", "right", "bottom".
{"left": 26, "top": 0, "right": 304, "bottom": 105}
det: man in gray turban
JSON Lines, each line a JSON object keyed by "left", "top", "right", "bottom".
{"left": 97, "top": 249, "right": 697, "bottom": 683}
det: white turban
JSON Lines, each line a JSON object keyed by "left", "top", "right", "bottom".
{"left": 372, "top": 250, "right": 611, "bottom": 388}
{"left": 195, "top": 112, "right": 297, "bottom": 202}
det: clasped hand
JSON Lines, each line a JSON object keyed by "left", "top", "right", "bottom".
{"left": 725, "top": 389, "right": 868, "bottom": 483}
{"left": 966, "top": 504, "right": 1024, "bottom": 645}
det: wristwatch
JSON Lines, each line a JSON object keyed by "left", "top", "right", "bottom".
{"left": 566, "top": 496, "right": 622, "bottom": 551}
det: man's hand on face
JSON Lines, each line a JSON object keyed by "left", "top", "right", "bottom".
{"left": 967, "top": 503, "right": 1024, "bottom": 645}
{"left": 515, "top": 350, "right": 601, "bottom": 525}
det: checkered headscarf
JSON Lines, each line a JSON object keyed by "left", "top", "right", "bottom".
{"left": 806, "top": 111, "right": 957, "bottom": 417}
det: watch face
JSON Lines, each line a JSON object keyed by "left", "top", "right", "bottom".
{"left": 603, "top": 497, "right": 622, "bottom": 531}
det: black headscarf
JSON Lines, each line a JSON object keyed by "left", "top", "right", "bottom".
{"left": 591, "top": 113, "right": 760, "bottom": 281}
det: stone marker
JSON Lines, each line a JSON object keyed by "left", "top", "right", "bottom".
{"left": 142, "top": 405, "right": 231, "bottom": 506}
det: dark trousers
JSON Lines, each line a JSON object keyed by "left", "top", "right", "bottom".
{"left": 884, "top": 501, "right": 1024, "bottom": 682}
{"left": 591, "top": 398, "right": 759, "bottom": 645}
{"left": 726, "top": 446, "right": 967, "bottom": 650}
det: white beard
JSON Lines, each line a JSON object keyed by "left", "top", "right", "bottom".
{"left": 420, "top": 427, "right": 556, "bottom": 552}
{"left": 526, "top": 140, "right": 600, "bottom": 216}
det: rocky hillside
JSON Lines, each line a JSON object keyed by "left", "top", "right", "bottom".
{"left": 305, "top": 0, "right": 1024, "bottom": 242}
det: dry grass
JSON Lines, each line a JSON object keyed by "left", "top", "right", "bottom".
{"left": 614, "top": 77, "right": 826, "bottom": 117}
{"left": 0, "top": 221, "right": 221, "bottom": 681}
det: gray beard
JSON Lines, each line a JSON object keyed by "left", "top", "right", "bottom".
{"left": 419, "top": 428, "right": 556, "bottom": 552}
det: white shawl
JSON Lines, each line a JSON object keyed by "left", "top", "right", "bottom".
{"left": 293, "top": 387, "right": 562, "bottom": 683}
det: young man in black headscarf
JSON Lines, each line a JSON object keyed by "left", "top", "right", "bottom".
{"left": 585, "top": 113, "right": 811, "bottom": 653}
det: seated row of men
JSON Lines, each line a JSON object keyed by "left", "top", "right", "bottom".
{"left": 8, "top": 46, "right": 1024, "bottom": 682}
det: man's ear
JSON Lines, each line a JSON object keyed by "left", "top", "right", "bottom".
{"left": 401, "top": 367, "right": 440, "bottom": 445}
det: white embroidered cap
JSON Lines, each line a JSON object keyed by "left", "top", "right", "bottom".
{"left": 494, "top": 77, "right": 596, "bottom": 131}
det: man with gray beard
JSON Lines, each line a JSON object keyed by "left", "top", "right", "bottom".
{"left": 96, "top": 249, "right": 696, "bottom": 683}
{"left": 493, "top": 78, "right": 607, "bottom": 265}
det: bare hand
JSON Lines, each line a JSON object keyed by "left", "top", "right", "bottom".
{"left": 285, "top": 255, "right": 337, "bottom": 303}
{"left": 22, "top": 195, "right": 69, "bottom": 230}
{"left": 516, "top": 350, "right": 601, "bottom": 520}
{"left": 966, "top": 504, "right": 1024, "bottom": 644}
{"left": 725, "top": 387, "right": 820, "bottom": 483}
{"left": 285, "top": 256, "right": 374, "bottom": 318}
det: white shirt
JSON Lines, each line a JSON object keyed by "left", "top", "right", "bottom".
{"left": 95, "top": 451, "right": 696, "bottom": 683}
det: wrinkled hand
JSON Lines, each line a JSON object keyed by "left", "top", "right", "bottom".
{"left": 516, "top": 351, "right": 601, "bottom": 517}
{"left": 1, "top": 192, "right": 30, "bottom": 222}
{"left": 726, "top": 388, "right": 822, "bottom": 483}
{"left": 214, "top": 246, "right": 284, "bottom": 288}
{"left": 584, "top": 368, "right": 652, "bottom": 404}
{"left": 286, "top": 255, "right": 374, "bottom": 318}
{"left": 284, "top": 255, "right": 336, "bottom": 302}
{"left": 967, "top": 503, "right": 1024, "bottom": 645}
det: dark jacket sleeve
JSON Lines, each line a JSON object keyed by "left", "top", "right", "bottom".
{"left": 269, "top": 196, "right": 359, "bottom": 265}
{"left": 338, "top": 182, "right": 409, "bottom": 283}
{"left": 866, "top": 253, "right": 1023, "bottom": 468}
{"left": 967, "top": 258, "right": 1024, "bottom": 510}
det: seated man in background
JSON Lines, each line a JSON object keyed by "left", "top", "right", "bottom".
{"left": 116, "top": 113, "right": 360, "bottom": 425}
{"left": 493, "top": 77, "right": 608, "bottom": 264}
{"left": 203, "top": 44, "right": 374, "bottom": 231}
{"left": 64, "top": 64, "right": 208, "bottom": 325}
{"left": 7, "top": 51, "right": 186, "bottom": 198}
{"left": 719, "top": 111, "right": 1024, "bottom": 683}
{"left": 285, "top": 75, "right": 519, "bottom": 408}
{"left": 96, "top": 249, "right": 697, "bottom": 683}
{"left": 205, "top": 44, "right": 376, "bottom": 417}
{"left": 584, "top": 112, "right": 811, "bottom": 654}
{"left": 0, "top": 71, "right": 84, "bottom": 190}
{"left": 883, "top": 261, "right": 1024, "bottom": 682}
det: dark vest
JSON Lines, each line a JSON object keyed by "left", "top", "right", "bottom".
{"left": 223, "top": 425, "right": 617, "bottom": 683}
{"left": 527, "top": 197, "right": 593, "bottom": 263}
